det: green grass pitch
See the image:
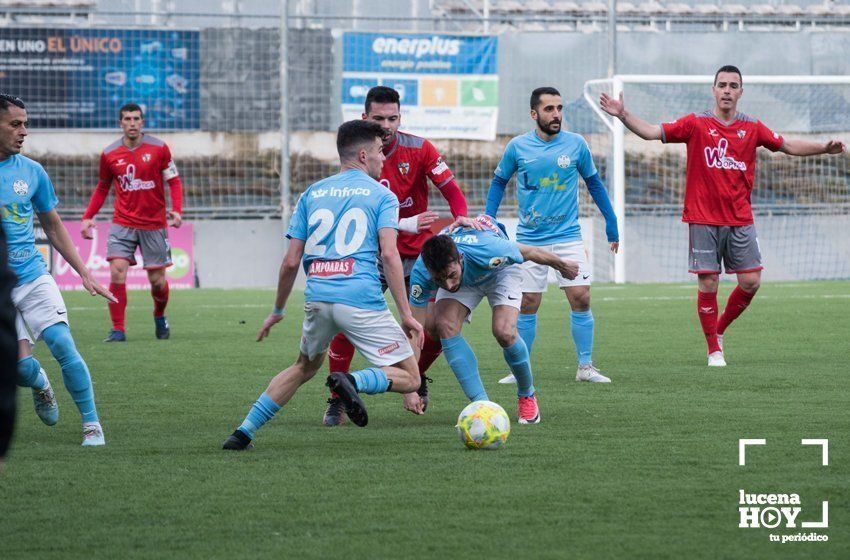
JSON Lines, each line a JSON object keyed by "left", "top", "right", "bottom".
{"left": 1, "top": 281, "right": 848, "bottom": 559}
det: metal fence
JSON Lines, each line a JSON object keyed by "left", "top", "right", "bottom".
{"left": 4, "top": 5, "right": 849, "bottom": 228}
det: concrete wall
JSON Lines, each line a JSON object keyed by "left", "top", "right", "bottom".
{"left": 191, "top": 215, "right": 850, "bottom": 288}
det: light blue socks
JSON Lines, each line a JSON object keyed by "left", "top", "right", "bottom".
{"left": 441, "top": 334, "right": 488, "bottom": 402}
{"left": 16, "top": 355, "right": 47, "bottom": 390}
{"left": 238, "top": 392, "right": 282, "bottom": 439}
{"left": 570, "top": 310, "right": 595, "bottom": 366}
{"left": 42, "top": 323, "right": 99, "bottom": 423}
{"left": 502, "top": 338, "right": 535, "bottom": 397}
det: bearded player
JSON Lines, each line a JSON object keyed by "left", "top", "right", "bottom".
{"left": 323, "top": 86, "right": 469, "bottom": 425}
{"left": 81, "top": 103, "right": 184, "bottom": 342}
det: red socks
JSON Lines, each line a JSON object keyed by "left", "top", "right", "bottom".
{"left": 717, "top": 286, "right": 756, "bottom": 335}
{"left": 108, "top": 282, "right": 127, "bottom": 332}
{"left": 418, "top": 333, "right": 442, "bottom": 375}
{"left": 152, "top": 281, "right": 170, "bottom": 318}
{"left": 697, "top": 290, "right": 721, "bottom": 354}
{"left": 328, "top": 333, "right": 355, "bottom": 374}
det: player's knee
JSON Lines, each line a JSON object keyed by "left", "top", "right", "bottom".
{"left": 492, "top": 325, "right": 517, "bottom": 348}
{"left": 698, "top": 274, "right": 719, "bottom": 292}
{"left": 149, "top": 275, "right": 167, "bottom": 291}
{"left": 571, "top": 295, "right": 591, "bottom": 311}
{"left": 42, "top": 323, "right": 80, "bottom": 368}
{"left": 740, "top": 278, "right": 760, "bottom": 293}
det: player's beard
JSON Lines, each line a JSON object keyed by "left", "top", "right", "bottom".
{"left": 536, "top": 118, "right": 561, "bottom": 136}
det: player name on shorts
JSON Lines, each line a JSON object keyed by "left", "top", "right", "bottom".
{"left": 308, "top": 258, "right": 355, "bottom": 277}
{"left": 310, "top": 186, "right": 372, "bottom": 199}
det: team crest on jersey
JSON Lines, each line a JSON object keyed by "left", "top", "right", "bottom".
{"left": 737, "top": 129, "right": 746, "bottom": 139}
{"left": 557, "top": 155, "right": 571, "bottom": 169}
{"left": 12, "top": 180, "right": 29, "bottom": 196}
{"left": 398, "top": 162, "right": 410, "bottom": 175}
{"left": 489, "top": 256, "right": 506, "bottom": 269}
{"left": 142, "top": 153, "right": 152, "bottom": 163}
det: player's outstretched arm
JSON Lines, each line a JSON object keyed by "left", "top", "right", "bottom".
{"left": 779, "top": 138, "right": 846, "bottom": 157}
{"left": 379, "top": 228, "right": 424, "bottom": 348}
{"left": 599, "top": 92, "right": 663, "bottom": 141}
{"left": 257, "top": 238, "right": 304, "bottom": 341}
{"left": 37, "top": 210, "right": 116, "bottom": 302}
{"left": 518, "top": 243, "right": 580, "bottom": 280}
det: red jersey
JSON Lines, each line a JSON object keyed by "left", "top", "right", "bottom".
{"left": 380, "top": 131, "right": 455, "bottom": 258}
{"left": 662, "top": 111, "right": 784, "bottom": 226}
{"left": 84, "top": 135, "right": 182, "bottom": 230}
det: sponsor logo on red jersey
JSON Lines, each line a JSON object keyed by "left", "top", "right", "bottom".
{"left": 118, "top": 164, "right": 157, "bottom": 192}
{"left": 308, "top": 258, "right": 355, "bottom": 277}
{"left": 704, "top": 139, "right": 746, "bottom": 171}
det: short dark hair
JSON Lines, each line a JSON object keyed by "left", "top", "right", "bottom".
{"left": 0, "top": 93, "right": 25, "bottom": 116}
{"left": 530, "top": 86, "right": 561, "bottom": 110}
{"left": 714, "top": 65, "right": 742, "bottom": 86}
{"left": 365, "top": 86, "right": 400, "bottom": 114}
{"left": 421, "top": 235, "right": 461, "bottom": 276}
{"left": 119, "top": 103, "right": 143, "bottom": 119}
{"left": 336, "top": 120, "right": 384, "bottom": 160}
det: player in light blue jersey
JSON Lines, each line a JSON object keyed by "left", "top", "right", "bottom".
{"left": 487, "top": 87, "right": 619, "bottom": 384}
{"left": 0, "top": 94, "right": 115, "bottom": 446}
{"left": 409, "top": 215, "right": 578, "bottom": 424}
{"left": 222, "top": 120, "right": 424, "bottom": 450}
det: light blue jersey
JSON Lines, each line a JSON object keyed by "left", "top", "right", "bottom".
{"left": 409, "top": 225, "right": 524, "bottom": 307}
{"left": 0, "top": 155, "right": 58, "bottom": 286}
{"left": 494, "top": 130, "right": 597, "bottom": 245}
{"left": 287, "top": 168, "right": 399, "bottom": 311}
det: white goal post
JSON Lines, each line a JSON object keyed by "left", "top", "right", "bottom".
{"left": 582, "top": 75, "right": 850, "bottom": 284}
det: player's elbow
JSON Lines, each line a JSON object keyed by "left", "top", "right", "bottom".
{"left": 381, "top": 246, "right": 401, "bottom": 265}
{"left": 282, "top": 254, "right": 300, "bottom": 274}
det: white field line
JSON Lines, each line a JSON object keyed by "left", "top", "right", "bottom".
{"left": 64, "top": 292, "right": 850, "bottom": 311}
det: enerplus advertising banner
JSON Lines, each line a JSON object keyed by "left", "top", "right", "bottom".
{"left": 342, "top": 32, "right": 498, "bottom": 140}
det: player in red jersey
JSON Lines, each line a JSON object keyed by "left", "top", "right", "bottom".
{"left": 81, "top": 103, "right": 184, "bottom": 342}
{"left": 600, "top": 65, "right": 845, "bottom": 366}
{"left": 323, "top": 86, "right": 469, "bottom": 425}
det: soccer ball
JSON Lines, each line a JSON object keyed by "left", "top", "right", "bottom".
{"left": 456, "top": 400, "right": 510, "bottom": 450}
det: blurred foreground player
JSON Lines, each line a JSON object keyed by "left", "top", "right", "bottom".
{"left": 1, "top": 93, "right": 114, "bottom": 446}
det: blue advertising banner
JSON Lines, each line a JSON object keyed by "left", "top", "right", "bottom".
{"left": 0, "top": 28, "right": 199, "bottom": 129}
{"left": 342, "top": 32, "right": 498, "bottom": 140}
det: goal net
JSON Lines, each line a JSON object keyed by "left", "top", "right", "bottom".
{"left": 582, "top": 75, "right": 850, "bottom": 283}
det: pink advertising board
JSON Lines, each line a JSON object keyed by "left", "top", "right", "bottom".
{"left": 52, "top": 221, "right": 195, "bottom": 290}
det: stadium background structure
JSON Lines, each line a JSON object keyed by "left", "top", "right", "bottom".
{"left": 2, "top": 0, "right": 849, "bottom": 285}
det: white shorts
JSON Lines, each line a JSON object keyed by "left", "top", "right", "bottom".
{"left": 12, "top": 274, "right": 68, "bottom": 345}
{"left": 299, "top": 302, "right": 414, "bottom": 367}
{"left": 436, "top": 265, "right": 523, "bottom": 313}
{"left": 521, "top": 241, "right": 591, "bottom": 292}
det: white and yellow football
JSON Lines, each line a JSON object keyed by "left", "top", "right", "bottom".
{"left": 456, "top": 400, "right": 510, "bottom": 450}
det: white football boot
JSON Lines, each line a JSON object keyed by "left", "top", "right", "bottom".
{"left": 707, "top": 351, "right": 727, "bottom": 367}
{"left": 576, "top": 364, "right": 611, "bottom": 383}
